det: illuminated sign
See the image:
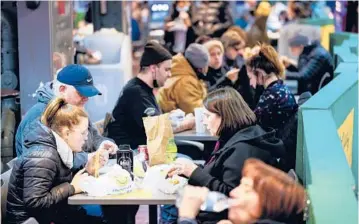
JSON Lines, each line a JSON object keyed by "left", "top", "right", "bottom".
{"left": 151, "top": 4, "right": 169, "bottom": 12}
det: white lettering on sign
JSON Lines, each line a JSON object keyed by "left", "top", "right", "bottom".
{"left": 151, "top": 4, "right": 169, "bottom": 12}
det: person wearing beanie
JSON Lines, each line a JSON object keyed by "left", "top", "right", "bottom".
{"left": 107, "top": 40, "right": 172, "bottom": 149}
{"left": 105, "top": 40, "right": 172, "bottom": 224}
{"left": 157, "top": 43, "right": 210, "bottom": 114}
{"left": 281, "top": 33, "right": 334, "bottom": 94}
{"left": 15, "top": 64, "right": 117, "bottom": 167}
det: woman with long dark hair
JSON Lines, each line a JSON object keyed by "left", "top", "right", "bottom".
{"left": 168, "top": 87, "right": 285, "bottom": 224}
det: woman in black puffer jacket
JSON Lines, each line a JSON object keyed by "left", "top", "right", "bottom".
{"left": 6, "top": 98, "right": 107, "bottom": 224}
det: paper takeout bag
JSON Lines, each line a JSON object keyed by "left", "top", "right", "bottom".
{"left": 143, "top": 113, "right": 177, "bottom": 166}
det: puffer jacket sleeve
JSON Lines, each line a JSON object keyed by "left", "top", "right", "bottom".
{"left": 22, "top": 152, "right": 75, "bottom": 212}
{"left": 285, "top": 49, "right": 324, "bottom": 81}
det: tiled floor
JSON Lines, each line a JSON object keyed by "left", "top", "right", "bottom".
{"left": 135, "top": 205, "right": 160, "bottom": 224}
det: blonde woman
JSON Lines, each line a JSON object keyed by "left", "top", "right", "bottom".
{"left": 203, "top": 40, "right": 238, "bottom": 92}
{"left": 6, "top": 98, "right": 108, "bottom": 224}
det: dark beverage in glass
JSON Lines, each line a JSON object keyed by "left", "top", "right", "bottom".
{"left": 117, "top": 144, "right": 133, "bottom": 176}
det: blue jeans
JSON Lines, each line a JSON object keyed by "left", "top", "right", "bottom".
{"left": 81, "top": 205, "right": 103, "bottom": 217}
{"left": 160, "top": 205, "right": 178, "bottom": 224}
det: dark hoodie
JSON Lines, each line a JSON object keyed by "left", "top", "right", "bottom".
{"left": 15, "top": 82, "right": 109, "bottom": 169}
{"left": 188, "top": 125, "right": 285, "bottom": 224}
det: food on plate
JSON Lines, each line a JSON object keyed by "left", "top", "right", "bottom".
{"left": 107, "top": 165, "right": 132, "bottom": 189}
{"left": 169, "top": 178, "right": 180, "bottom": 185}
{"left": 79, "top": 164, "right": 134, "bottom": 196}
{"left": 115, "top": 175, "right": 130, "bottom": 187}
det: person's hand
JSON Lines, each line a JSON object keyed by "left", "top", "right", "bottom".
{"left": 249, "top": 76, "right": 257, "bottom": 88}
{"left": 98, "top": 140, "right": 118, "bottom": 155}
{"left": 173, "top": 114, "right": 195, "bottom": 133}
{"left": 179, "top": 186, "right": 209, "bottom": 219}
{"left": 226, "top": 68, "right": 240, "bottom": 83}
{"left": 246, "top": 67, "right": 257, "bottom": 88}
{"left": 71, "top": 168, "right": 88, "bottom": 194}
{"left": 165, "top": 21, "right": 175, "bottom": 30}
{"left": 168, "top": 158, "right": 198, "bottom": 178}
{"left": 86, "top": 149, "right": 109, "bottom": 176}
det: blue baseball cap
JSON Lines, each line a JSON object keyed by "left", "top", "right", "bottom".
{"left": 56, "top": 64, "right": 101, "bottom": 97}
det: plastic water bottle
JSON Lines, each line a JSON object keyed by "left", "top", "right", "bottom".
{"left": 175, "top": 190, "right": 234, "bottom": 213}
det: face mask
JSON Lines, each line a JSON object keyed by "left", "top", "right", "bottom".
{"left": 153, "top": 65, "right": 160, "bottom": 88}
{"left": 153, "top": 79, "right": 159, "bottom": 88}
{"left": 177, "top": 6, "right": 189, "bottom": 12}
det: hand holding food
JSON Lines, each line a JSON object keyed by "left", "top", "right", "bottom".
{"left": 98, "top": 140, "right": 118, "bottom": 155}
{"left": 86, "top": 149, "right": 109, "bottom": 176}
{"left": 167, "top": 158, "right": 198, "bottom": 178}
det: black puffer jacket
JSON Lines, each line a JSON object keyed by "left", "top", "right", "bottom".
{"left": 286, "top": 41, "right": 334, "bottom": 95}
{"left": 6, "top": 121, "right": 76, "bottom": 224}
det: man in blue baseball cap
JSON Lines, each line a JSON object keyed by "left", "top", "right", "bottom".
{"left": 15, "top": 64, "right": 117, "bottom": 170}
{"left": 55, "top": 64, "right": 102, "bottom": 107}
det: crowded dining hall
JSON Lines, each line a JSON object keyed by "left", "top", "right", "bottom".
{"left": 1, "top": 1, "right": 358, "bottom": 224}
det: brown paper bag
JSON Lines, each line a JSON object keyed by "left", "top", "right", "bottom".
{"left": 143, "top": 113, "right": 177, "bottom": 166}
